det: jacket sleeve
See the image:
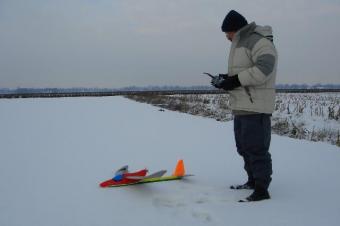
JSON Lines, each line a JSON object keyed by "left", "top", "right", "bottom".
{"left": 237, "top": 38, "right": 277, "bottom": 86}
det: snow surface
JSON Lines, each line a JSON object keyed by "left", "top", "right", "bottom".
{"left": 1, "top": 96, "right": 339, "bottom": 226}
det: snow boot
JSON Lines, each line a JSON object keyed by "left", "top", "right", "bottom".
{"left": 230, "top": 181, "right": 255, "bottom": 190}
{"left": 238, "top": 184, "right": 270, "bottom": 202}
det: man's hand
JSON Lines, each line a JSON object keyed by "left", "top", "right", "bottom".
{"left": 211, "top": 74, "right": 242, "bottom": 91}
{"left": 211, "top": 75, "right": 225, "bottom": 88}
{"left": 220, "top": 75, "right": 242, "bottom": 91}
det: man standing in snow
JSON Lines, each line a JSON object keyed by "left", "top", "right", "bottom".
{"left": 210, "top": 10, "right": 277, "bottom": 202}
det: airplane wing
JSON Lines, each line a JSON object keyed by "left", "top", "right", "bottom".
{"left": 125, "top": 170, "right": 167, "bottom": 180}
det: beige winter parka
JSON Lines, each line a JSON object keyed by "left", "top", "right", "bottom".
{"left": 228, "top": 22, "right": 278, "bottom": 114}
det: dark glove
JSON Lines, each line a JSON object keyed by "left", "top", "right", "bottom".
{"left": 220, "top": 75, "right": 242, "bottom": 91}
{"left": 211, "top": 74, "right": 230, "bottom": 88}
{"left": 211, "top": 75, "right": 225, "bottom": 88}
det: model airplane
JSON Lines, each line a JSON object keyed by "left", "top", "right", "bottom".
{"left": 99, "top": 160, "right": 192, "bottom": 188}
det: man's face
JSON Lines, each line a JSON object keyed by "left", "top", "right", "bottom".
{"left": 226, "top": 32, "right": 236, "bottom": 42}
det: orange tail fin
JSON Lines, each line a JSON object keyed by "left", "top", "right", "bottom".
{"left": 172, "top": 159, "right": 185, "bottom": 177}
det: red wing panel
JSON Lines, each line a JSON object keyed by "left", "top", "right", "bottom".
{"left": 100, "top": 169, "right": 148, "bottom": 187}
{"left": 124, "top": 169, "right": 148, "bottom": 178}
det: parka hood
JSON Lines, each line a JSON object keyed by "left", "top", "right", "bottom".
{"left": 237, "top": 22, "right": 273, "bottom": 42}
{"left": 254, "top": 25, "right": 272, "bottom": 36}
{"left": 254, "top": 25, "right": 273, "bottom": 41}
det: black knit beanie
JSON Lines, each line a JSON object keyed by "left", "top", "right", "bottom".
{"left": 221, "top": 10, "right": 248, "bottom": 32}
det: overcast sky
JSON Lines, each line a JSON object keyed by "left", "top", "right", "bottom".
{"left": 1, "top": 0, "right": 339, "bottom": 88}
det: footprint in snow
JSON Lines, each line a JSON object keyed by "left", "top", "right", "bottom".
{"left": 192, "top": 210, "right": 213, "bottom": 223}
{"left": 152, "top": 196, "right": 186, "bottom": 208}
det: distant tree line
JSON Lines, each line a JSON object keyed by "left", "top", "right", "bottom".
{"left": 0, "top": 84, "right": 340, "bottom": 94}
{"left": 276, "top": 84, "right": 340, "bottom": 89}
{"left": 0, "top": 86, "right": 213, "bottom": 94}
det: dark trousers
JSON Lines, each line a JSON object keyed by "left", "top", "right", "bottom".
{"left": 234, "top": 114, "right": 272, "bottom": 189}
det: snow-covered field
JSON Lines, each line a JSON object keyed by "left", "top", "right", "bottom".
{"left": 1, "top": 96, "right": 339, "bottom": 226}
